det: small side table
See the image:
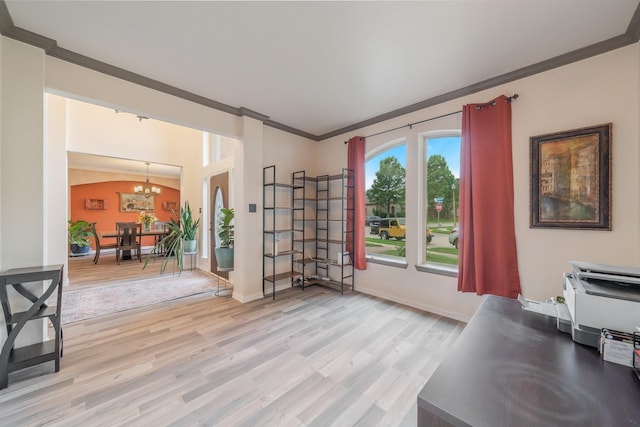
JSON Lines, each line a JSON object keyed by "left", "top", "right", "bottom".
{"left": 0, "top": 265, "right": 64, "bottom": 390}
{"left": 216, "top": 267, "right": 233, "bottom": 296}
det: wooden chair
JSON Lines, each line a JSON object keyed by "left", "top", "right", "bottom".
{"left": 91, "top": 223, "right": 118, "bottom": 264}
{"left": 153, "top": 221, "right": 168, "bottom": 255}
{"left": 116, "top": 222, "right": 142, "bottom": 264}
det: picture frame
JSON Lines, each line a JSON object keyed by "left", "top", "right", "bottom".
{"left": 120, "top": 193, "right": 155, "bottom": 212}
{"left": 162, "top": 201, "right": 178, "bottom": 211}
{"left": 530, "top": 123, "right": 611, "bottom": 230}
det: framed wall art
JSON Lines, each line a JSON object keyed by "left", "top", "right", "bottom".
{"left": 120, "top": 193, "right": 155, "bottom": 212}
{"left": 162, "top": 201, "right": 178, "bottom": 211}
{"left": 530, "top": 123, "right": 611, "bottom": 230}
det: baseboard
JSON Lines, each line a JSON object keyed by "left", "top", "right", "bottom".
{"left": 234, "top": 282, "right": 296, "bottom": 303}
{"left": 233, "top": 291, "right": 264, "bottom": 303}
{"left": 356, "top": 287, "right": 471, "bottom": 323}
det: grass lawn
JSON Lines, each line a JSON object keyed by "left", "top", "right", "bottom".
{"left": 365, "top": 237, "right": 405, "bottom": 247}
{"left": 428, "top": 247, "right": 458, "bottom": 255}
{"left": 382, "top": 249, "right": 406, "bottom": 256}
{"left": 426, "top": 253, "right": 458, "bottom": 265}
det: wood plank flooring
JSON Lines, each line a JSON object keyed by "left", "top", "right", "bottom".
{"left": 1, "top": 257, "right": 465, "bottom": 426}
{"left": 67, "top": 251, "right": 169, "bottom": 291}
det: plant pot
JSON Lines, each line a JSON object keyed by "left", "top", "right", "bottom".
{"left": 183, "top": 239, "right": 197, "bottom": 253}
{"left": 214, "top": 246, "right": 234, "bottom": 269}
{"left": 70, "top": 244, "right": 90, "bottom": 256}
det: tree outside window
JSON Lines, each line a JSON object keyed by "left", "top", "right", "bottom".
{"left": 367, "top": 157, "right": 406, "bottom": 218}
{"left": 365, "top": 144, "right": 407, "bottom": 260}
{"left": 425, "top": 136, "right": 460, "bottom": 267}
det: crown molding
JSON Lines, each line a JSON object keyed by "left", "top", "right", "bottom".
{"left": 1, "top": 1, "right": 639, "bottom": 142}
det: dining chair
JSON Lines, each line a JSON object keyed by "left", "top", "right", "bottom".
{"left": 153, "top": 221, "right": 168, "bottom": 255}
{"left": 116, "top": 222, "right": 142, "bottom": 264}
{"left": 91, "top": 223, "right": 118, "bottom": 264}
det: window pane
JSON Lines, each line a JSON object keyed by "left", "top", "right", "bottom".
{"left": 365, "top": 143, "right": 406, "bottom": 260}
{"left": 425, "top": 136, "right": 460, "bottom": 267}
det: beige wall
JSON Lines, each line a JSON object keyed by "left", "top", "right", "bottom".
{"left": 0, "top": 38, "right": 49, "bottom": 345}
{"left": 1, "top": 36, "right": 317, "bottom": 306}
{"left": 68, "top": 168, "right": 180, "bottom": 189}
{"left": 1, "top": 34, "right": 638, "bottom": 327}
{"left": 317, "top": 44, "right": 640, "bottom": 321}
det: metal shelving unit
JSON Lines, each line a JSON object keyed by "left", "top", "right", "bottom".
{"left": 264, "top": 166, "right": 355, "bottom": 299}
{"left": 262, "top": 165, "right": 298, "bottom": 300}
{"left": 297, "top": 168, "right": 355, "bottom": 294}
{"left": 292, "top": 170, "right": 317, "bottom": 287}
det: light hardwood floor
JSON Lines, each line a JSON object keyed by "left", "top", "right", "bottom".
{"left": 1, "top": 258, "right": 464, "bottom": 426}
{"left": 67, "top": 250, "right": 170, "bottom": 290}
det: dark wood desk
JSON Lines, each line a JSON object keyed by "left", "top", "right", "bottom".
{"left": 418, "top": 295, "right": 640, "bottom": 427}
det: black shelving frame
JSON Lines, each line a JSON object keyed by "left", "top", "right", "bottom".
{"left": 292, "top": 170, "right": 316, "bottom": 287}
{"left": 262, "top": 165, "right": 297, "bottom": 300}
{"left": 263, "top": 166, "right": 355, "bottom": 299}
{"left": 299, "top": 168, "right": 355, "bottom": 294}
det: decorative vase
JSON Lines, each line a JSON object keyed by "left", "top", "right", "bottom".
{"left": 184, "top": 239, "right": 197, "bottom": 253}
{"left": 144, "top": 222, "right": 151, "bottom": 231}
{"left": 70, "top": 244, "right": 90, "bottom": 256}
{"left": 214, "top": 247, "right": 234, "bottom": 270}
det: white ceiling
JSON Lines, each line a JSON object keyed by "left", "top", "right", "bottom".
{"left": 3, "top": 1, "right": 640, "bottom": 139}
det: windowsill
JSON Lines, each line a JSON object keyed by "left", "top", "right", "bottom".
{"left": 415, "top": 263, "right": 458, "bottom": 278}
{"left": 365, "top": 254, "right": 408, "bottom": 269}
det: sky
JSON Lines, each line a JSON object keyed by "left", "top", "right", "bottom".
{"left": 365, "top": 136, "right": 461, "bottom": 189}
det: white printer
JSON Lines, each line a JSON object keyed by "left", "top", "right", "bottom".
{"left": 562, "top": 261, "right": 640, "bottom": 347}
{"left": 520, "top": 261, "right": 640, "bottom": 348}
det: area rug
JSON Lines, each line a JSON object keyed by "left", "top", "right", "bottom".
{"left": 62, "top": 271, "right": 218, "bottom": 324}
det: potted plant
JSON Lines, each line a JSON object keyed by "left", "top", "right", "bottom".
{"left": 214, "top": 207, "right": 234, "bottom": 269}
{"left": 68, "top": 219, "right": 94, "bottom": 256}
{"left": 181, "top": 202, "right": 200, "bottom": 253}
{"left": 144, "top": 201, "right": 199, "bottom": 274}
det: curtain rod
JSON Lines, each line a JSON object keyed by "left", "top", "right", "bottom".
{"left": 344, "top": 94, "right": 518, "bottom": 143}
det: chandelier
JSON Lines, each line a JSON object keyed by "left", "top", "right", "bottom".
{"left": 134, "top": 162, "right": 161, "bottom": 198}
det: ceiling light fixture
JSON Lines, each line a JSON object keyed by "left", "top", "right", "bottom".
{"left": 134, "top": 162, "right": 161, "bottom": 198}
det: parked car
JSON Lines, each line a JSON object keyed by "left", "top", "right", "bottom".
{"left": 370, "top": 222, "right": 380, "bottom": 234}
{"left": 449, "top": 226, "right": 459, "bottom": 249}
{"left": 365, "top": 216, "right": 381, "bottom": 226}
{"left": 377, "top": 218, "right": 406, "bottom": 240}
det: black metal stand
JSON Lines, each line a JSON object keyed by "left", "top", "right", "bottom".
{"left": 216, "top": 267, "right": 233, "bottom": 296}
{"left": 0, "top": 265, "right": 64, "bottom": 389}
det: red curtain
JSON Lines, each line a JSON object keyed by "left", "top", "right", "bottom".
{"left": 458, "top": 95, "right": 521, "bottom": 298}
{"left": 348, "top": 136, "right": 367, "bottom": 270}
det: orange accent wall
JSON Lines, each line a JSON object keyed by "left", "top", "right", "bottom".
{"left": 70, "top": 181, "right": 180, "bottom": 248}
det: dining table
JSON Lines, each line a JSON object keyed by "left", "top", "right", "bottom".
{"left": 101, "top": 228, "right": 168, "bottom": 260}
{"left": 101, "top": 229, "right": 167, "bottom": 239}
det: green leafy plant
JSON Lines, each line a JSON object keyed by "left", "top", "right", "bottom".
{"left": 144, "top": 201, "right": 200, "bottom": 274}
{"left": 68, "top": 219, "right": 94, "bottom": 247}
{"left": 217, "top": 207, "right": 234, "bottom": 248}
{"left": 181, "top": 201, "right": 200, "bottom": 241}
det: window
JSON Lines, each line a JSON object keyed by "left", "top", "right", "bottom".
{"left": 425, "top": 135, "right": 461, "bottom": 268}
{"left": 365, "top": 142, "right": 406, "bottom": 261}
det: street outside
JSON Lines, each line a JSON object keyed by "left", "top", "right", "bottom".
{"left": 365, "top": 222, "right": 457, "bottom": 264}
